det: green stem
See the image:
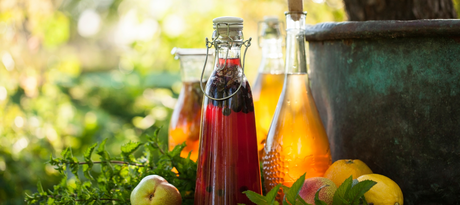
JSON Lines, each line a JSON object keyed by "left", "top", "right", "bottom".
{"left": 77, "top": 160, "right": 145, "bottom": 167}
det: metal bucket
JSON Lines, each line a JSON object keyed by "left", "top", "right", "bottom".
{"left": 305, "top": 20, "right": 460, "bottom": 204}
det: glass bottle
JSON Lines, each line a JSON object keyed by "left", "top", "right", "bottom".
{"left": 262, "top": 12, "right": 332, "bottom": 199}
{"left": 169, "top": 48, "right": 213, "bottom": 162}
{"left": 195, "top": 17, "right": 262, "bottom": 205}
{"left": 252, "top": 16, "right": 285, "bottom": 154}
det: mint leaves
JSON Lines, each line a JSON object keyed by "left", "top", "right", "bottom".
{"left": 243, "top": 174, "right": 310, "bottom": 205}
{"left": 25, "top": 128, "right": 197, "bottom": 205}
{"left": 242, "top": 175, "right": 376, "bottom": 205}
{"left": 242, "top": 184, "right": 283, "bottom": 205}
{"left": 332, "top": 177, "right": 376, "bottom": 205}
{"left": 284, "top": 173, "right": 307, "bottom": 204}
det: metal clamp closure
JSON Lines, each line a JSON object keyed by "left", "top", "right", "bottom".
{"left": 200, "top": 23, "right": 252, "bottom": 101}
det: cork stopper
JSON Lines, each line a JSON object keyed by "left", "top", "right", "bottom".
{"left": 287, "top": 0, "right": 303, "bottom": 20}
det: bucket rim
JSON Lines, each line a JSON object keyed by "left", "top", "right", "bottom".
{"left": 304, "top": 19, "right": 460, "bottom": 41}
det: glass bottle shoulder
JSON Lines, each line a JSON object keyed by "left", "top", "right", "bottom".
{"left": 265, "top": 73, "right": 329, "bottom": 152}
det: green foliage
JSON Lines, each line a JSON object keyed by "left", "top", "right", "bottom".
{"left": 283, "top": 173, "right": 306, "bottom": 205}
{"left": 332, "top": 176, "right": 377, "bottom": 205}
{"left": 243, "top": 184, "right": 282, "bottom": 205}
{"left": 243, "top": 175, "right": 376, "bottom": 205}
{"left": 25, "top": 129, "right": 196, "bottom": 205}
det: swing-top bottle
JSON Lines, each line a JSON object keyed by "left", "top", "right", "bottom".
{"left": 195, "top": 16, "right": 262, "bottom": 205}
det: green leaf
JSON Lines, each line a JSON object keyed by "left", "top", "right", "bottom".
{"left": 296, "top": 197, "right": 311, "bottom": 205}
{"left": 153, "top": 127, "right": 161, "bottom": 138}
{"left": 314, "top": 185, "right": 328, "bottom": 205}
{"left": 96, "top": 138, "right": 112, "bottom": 164}
{"left": 61, "top": 148, "right": 71, "bottom": 160}
{"left": 266, "top": 184, "right": 282, "bottom": 204}
{"left": 281, "top": 185, "right": 290, "bottom": 194}
{"left": 282, "top": 197, "right": 290, "bottom": 205}
{"left": 48, "top": 154, "right": 58, "bottom": 165}
{"left": 281, "top": 186, "right": 290, "bottom": 205}
{"left": 121, "top": 141, "right": 143, "bottom": 156}
{"left": 242, "top": 190, "right": 268, "bottom": 205}
{"left": 345, "top": 180, "right": 377, "bottom": 205}
{"left": 37, "top": 180, "right": 45, "bottom": 195}
{"left": 333, "top": 176, "right": 353, "bottom": 205}
{"left": 285, "top": 173, "right": 306, "bottom": 204}
{"left": 121, "top": 141, "right": 143, "bottom": 163}
{"left": 82, "top": 164, "right": 94, "bottom": 181}
{"left": 96, "top": 138, "right": 108, "bottom": 156}
{"left": 84, "top": 143, "right": 98, "bottom": 163}
{"left": 169, "top": 142, "right": 186, "bottom": 157}
{"left": 361, "top": 195, "right": 369, "bottom": 205}
{"left": 82, "top": 143, "right": 98, "bottom": 181}
{"left": 70, "top": 161, "right": 79, "bottom": 180}
{"left": 24, "top": 193, "right": 34, "bottom": 199}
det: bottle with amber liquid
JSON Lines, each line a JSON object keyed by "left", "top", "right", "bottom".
{"left": 262, "top": 12, "right": 332, "bottom": 198}
{"left": 169, "top": 48, "right": 213, "bottom": 161}
{"left": 195, "top": 17, "right": 262, "bottom": 205}
{"left": 252, "top": 17, "right": 285, "bottom": 154}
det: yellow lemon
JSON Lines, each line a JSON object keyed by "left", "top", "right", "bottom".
{"left": 324, "top": 159, "right": 373, "bottom": 187}
{"left": 357, "top": 174, "right": 403, "bottom": 205}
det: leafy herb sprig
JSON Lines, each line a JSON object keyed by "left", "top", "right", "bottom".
{"left": 242, "top": 174, "right": 377, "bottom": 205}
{"left": 25, "top": 128, "right": 197, "bottom": 205}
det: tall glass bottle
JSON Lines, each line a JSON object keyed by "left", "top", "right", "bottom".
{"left": 195, "top": 17, "right": 262, "bottom": 205}
{"left": 252, "top": 17, "right": 285, "bottom": 154}
{"left": 262, "top": 12, "right": 332, "bottom": 198}
{"left": 169, "top": 48, "right": 213, "bottom": 161}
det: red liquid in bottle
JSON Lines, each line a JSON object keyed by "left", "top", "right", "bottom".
{"left": 195, "top": 58, "right": 262, "bottom": 205}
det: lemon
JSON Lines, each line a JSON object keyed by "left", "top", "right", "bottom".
{"left": 357, "top": 174, "right": 403, "bottom": 205}
{"left": 324, "top": 159, "right": 373, "bottom": 188}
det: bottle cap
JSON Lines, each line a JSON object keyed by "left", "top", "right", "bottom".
{"left": 259, "top": 16, "right": 282, "bottom": 41}
{"left": 213, "top": 16, "right": 243, "bottom": 29}
{"left": 263, "top": 16, "right": 280, "bottom": 23}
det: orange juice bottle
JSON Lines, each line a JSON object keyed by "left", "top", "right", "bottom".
{"left": 262, "top": 12, "right": 331, "bottom": 199}
{"left": 169, "top": 48, "right": 213, "bottom": 161}
{"left": 252, "top": 17, "right": 285, "bottom": 154}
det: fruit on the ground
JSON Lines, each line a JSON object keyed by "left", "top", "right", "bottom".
{"left": 324, "top": 159, "right": 373, "bottom": 187}
{"left": 357, "top": 174, "right": 403, "bottom": 205}
{"left": 130, "top": 175, "right": 182, "bottom": 205}
{"left": 298, "top": 177, "right": 337, "bottom": 205}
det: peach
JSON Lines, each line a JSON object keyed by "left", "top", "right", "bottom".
{"left": 298, "top": 177, "right": 337, "bottom": 205}
{"left": 130, "top": 175, "right": 182, "bottom": 205}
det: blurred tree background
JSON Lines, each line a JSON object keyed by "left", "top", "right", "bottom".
{"left": 0, "top": 0, "right": 458, "bottom": 204}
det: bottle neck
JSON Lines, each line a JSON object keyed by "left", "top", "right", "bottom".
{"left": 212, "top": 27, "right": 244, "bottom": 69}
{"left": 284, "top": 13, "right": 307, "bottom": 74}
{"left": 215, "top": 46, "right": 242, "bottom": 69}
{"left": 179, "top": 55, "right": 211, "bottom": 82}
{"left": 259, "top": 38, "right": 284, "bottom": 74}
